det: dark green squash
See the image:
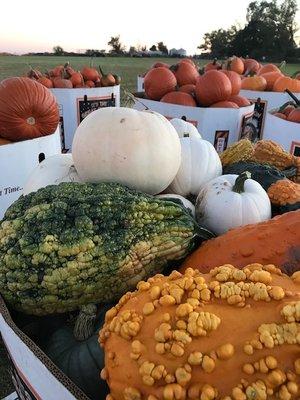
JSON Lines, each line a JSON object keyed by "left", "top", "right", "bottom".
{"left": 43, "top": 304, "right": 113, "bottom": 400}
{"left": 222, "top": 161, "right": 293, "bottom": 191}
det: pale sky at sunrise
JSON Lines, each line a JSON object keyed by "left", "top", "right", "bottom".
{"left": 1, "top": 0, "right": 300, "bottom": 55}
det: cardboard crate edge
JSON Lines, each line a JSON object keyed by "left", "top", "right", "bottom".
{"left": 0, "top": 295, "right": 90, "bottom": 400}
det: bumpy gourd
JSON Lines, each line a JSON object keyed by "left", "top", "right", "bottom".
{"left": 250, "top": 140, "right": 296, "bottom": 171}
{"left": 181, "top": 211, "right": 300, "bottom": 276}
{"left": 220, "top": 139, "right": 254, "bottom": 167}
{"left": 99, "top": 263, "right": 300, "bottom": 400}
{"left": 268, "top": 180, "right": 300, "bottom": 215}
{"left": 0, "top": 182, "right": 213, "bottom": 315}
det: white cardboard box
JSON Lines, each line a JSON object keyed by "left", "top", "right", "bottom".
{"left": 133, "top": 95, "right": 255, "bottom": 152}
{"left": 0, "top": 296, "right": 89, "bottom": 400}
{"left": 51, "top": 86, "right": 120, "bottom": 151}
{"left": 0, "top": 128, "right": 61, "bottom": 219}
{"left": 263, "top": 110, "right": 300, "bottom": 155}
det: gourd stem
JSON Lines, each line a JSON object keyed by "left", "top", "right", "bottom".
{"left": 73, "top": 304, "right": 97, "bottom": 341}
{"left": 232, "top": 171, "right": 251, "bottom": 194}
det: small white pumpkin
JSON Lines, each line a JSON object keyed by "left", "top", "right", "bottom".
{"left": 72, "top": 107, "right": 181, "bottom": 195}
{"left": 170, "top": 118, "right": 201, "bottom": 138}
{"left": 195, "top": 172, "right": 271, "bottom": 235}
{"left": 168, "top": 136, "right": 222, "bottom": 197}
{"left": 156, "top": 194, "right": 195, "bottom": 217}
{"left": 23, "top": 154, "right": 81, "bottom": 195}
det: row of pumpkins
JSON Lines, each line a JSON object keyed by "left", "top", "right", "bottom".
{"left": 271, "top": 100, "right": 300, "bottom": 123}
{"left": 27, "top": 62, "right": 120, "bottom": 88}
{"left": 1, "top": 106, "right": 299, "bottom": 400}
{"left": 24, "top": 107, "right": 300, "bottom": 235}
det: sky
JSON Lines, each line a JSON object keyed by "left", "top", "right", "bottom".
{"left": 0, "top": 0, "right": 299, "bottom": 55}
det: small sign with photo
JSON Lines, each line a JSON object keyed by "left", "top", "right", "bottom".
{"left": 77, "top": 94, "right": 116, "bottom": 124}
{"left": 240, "top": 98, "right": 267, "bottom": 142}
{"left": 214, "top": 130, "right": 229, "bottom": 153}
{"left": 290, "top": 141, "right": 300, "bottom": 157}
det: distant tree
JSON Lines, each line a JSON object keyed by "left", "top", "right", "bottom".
{"left": 129, "top": 46, "right": 137, "bottom": 55}
{"left": 53, "top": 45, "right": 64, "bottom": 56}
{"left": 157, "top": 41, "right": 168, "bottom": 54}
{"left": 149, "top": 44, "right": 157, "bottom": 51}
{"left": 107, "top": 35, "right": 126, "bottom": 54}
{"left": 198, "top": 26, "right": 237, "bottom": 57}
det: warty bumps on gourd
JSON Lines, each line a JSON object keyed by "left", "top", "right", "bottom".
{"left": 0, "top": 182, "right": 213, "bottom": 315}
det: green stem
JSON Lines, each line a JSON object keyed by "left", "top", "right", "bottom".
{"left": 291, "top": 70, "right": 300, "bottom": 79}
{"left": 232, "top": 172, "right": 251, "bottom": 194}
{"left": 73, "top": 304, "right": 97, "bottom": 341}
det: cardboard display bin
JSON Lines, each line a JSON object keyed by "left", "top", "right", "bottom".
{"left": 0, "top": 128, "right": 61, "bottom": 219}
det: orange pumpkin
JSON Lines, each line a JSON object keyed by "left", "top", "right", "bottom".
{"left": 210, "top": 101, "right": 239, "bottom": 108}
{"left": 220, "top": 70, "right": 241, "bottom": 95}
{"left": 273, "top": 76, "right": 300, "bottom": 93}
{"left": 241, "top": 75, "right": 267, "bottom": 91}
{"left": 260, "top": 71, "right": 283, "bottom": 91}
{"left": 48, "top": 65, "right": 64, "bottom": 78}
{"left": 170, "top": 61, "right": 199, "bottom": 86}
{"left": 151, "top": 62, "right": 170, "bottom": 69}
{"left": 0, "top": 137, "right": 11, "bottom": 145}
{"left": 81, "top": 67, "right": 100, "bottom": 82}
{"left": 85, "top": 80, "right": 95, "bottom": 88}
{"left": 52, "top": 78, "right": 73, "bottom": 88}
{"left": 204, "top": 59, "right": 221, "bottom": 72}
{"left": 144, "top": 67, "right": 177, "bottom": 100}
{"left": 195, "top": 70, "right": 232, "bottom": 106}
{"left": 258, "top": 63, "right": 280, "bottom": 75}
{"left": 179, "top": 84, "right": 196, "bottom": 95}
{"left": 181, "top": 210, "right": 300, "bottom": 275}
{"left": 228, "top": 95, "right": 251, "bottom": 107}
{"left": 273, "top": 112, "right": 287, "bottom": 120}
{"left": 0, "top": 77, "right": 59, "bottom": 141}
{"left": 181, "top": 58, "right": 197, "bottom": 68}
{"left": 281, "top": 104, "right": 296, "bottom": 117}
{"left": 69, "top": 72, "right": 84, "bottom": 87}
{"left": 287, "top": 108, "right": 300, "bottom": 123}
{"left": 227, "top": 56, "right": 244, "bottom": 75}
{"left": 160, "top": 91, "right": 197, "bottom": 107}
{"left": 37, "top": 76, "right": 53, "bottom": 89}
{"left": 243, "top": 58, "right": 260, "bottom": 74}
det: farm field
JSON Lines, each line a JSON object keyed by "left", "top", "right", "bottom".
{"left": 0, "top": 56, "right": 299, "bottom": 99}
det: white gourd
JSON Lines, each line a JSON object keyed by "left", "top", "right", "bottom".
{"left": 169, "top": 118, "right": 201, "bottom": 138}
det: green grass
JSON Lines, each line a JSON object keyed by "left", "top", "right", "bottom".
{"left": 0, "top": 56, "right": 299, "bottom": 97}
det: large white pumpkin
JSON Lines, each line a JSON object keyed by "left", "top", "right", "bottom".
{"left": 72, "top": 107, "right": 181, "bottom": 195}
{"left": 195, "top": 172, "right": 271, "bottom": 235}
{"left": 23, "top": 154, "right": 81, "bottom": 195}
{"left": 167, "top": 137, "right": 222, "bottom": 197}
{"left": 170, "top": 118, "right": 201, "bottom": 138}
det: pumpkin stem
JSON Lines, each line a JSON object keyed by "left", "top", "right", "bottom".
{"left": 198, "top": 67, "right": 205, "bottom": 75}
{"left": 73, "top": 304, "right": 97, "bottom": 341}
{"left": 98, "top": 66, "right": 105, "bottom": 77}
{"left": 278, "top": 101, "right": 296, "bottom": 113}
{"left": 291, "top": 70, "right": 300, "bottom": 78}
{"left": 278, "top": 61, "right": 286, "bottom": 71}
{"left": 232, "top": 171, "right": 251, "bottom": 194}
{"left": 169, "top": 64, "right": 179, "bottom": 72}
{"left": 285, "top": 89, "right": 300, "bottom": 106}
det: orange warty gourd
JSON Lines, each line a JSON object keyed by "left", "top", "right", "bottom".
{"left": 179, "top": 84, "right": 196, "bottom": 95}
{"left": 243, "top": 58, "right": 260, "bottom": 74}
{"left": 0, "top": 77, "right": 59, "bottom": 141}
{"left": 228, "top": 95, "right": 251, "bottom": 107}
{"left": 160, "top": 91, "right": 197, "bottom": 107}
{"left": 258, "top": 64, "right": 280, "bottom": 75}
{"left": 195, "top": 70, "right": 232, "bottom": 106}
{"left": 260, "top": 71, "right": 283, "bottom": 91}
{"left": 220, "top": 70, "right": 241, "bottom": 95}
{"left": 241, "top": 75, "right": 267, "bottom": 91}
{"left": 287, "top": 108, "right": 300, "bottom": 123}
{"left": 100, "top": 263, "right": 300, "bottom": 400}
{"left": 210, "top": 101, "right": 239, "bottom": 108}
{"left": 170, "top": 61, "right": 199, "bottom": 86}
{"left": 181, "top": 211, "right": 300, "bottom": 275}
{"left": 267, "top": 180, "right": 300, "bottom": 207}
{"left": 144, "top": 67, "right": 177, "bottom": 100}
{"left": 227, "top": 56, "right": 244, "bottom": 75}
{"left": 273, "top": 76, "right": 300, "bottom": 93}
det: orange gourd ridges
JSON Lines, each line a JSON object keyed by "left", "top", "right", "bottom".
{"left": 241, "top": 75, "right": 267, "bottom": 91}
{"left": 100, "top": 262, "right": 300, "bottom": 399}
{"left": 160, "top": 91, "right": 197, "bottom": 107}
{"left": 273, "top": 76, "right": 300, "bottom": 93}
{"left": 0, "top": 77, "right": 59, "bottom": 141}
{"left": 258, "top": 63, "right": 281, "bottom": 75}
{"left": 220, "top": 70, "right": 241, "bottom": 95}
{"left": 144, "top": 67, "right": 177, "bottom": 100}
{"left": 195, "top": 70, "right": 232, "bottom": 106}
{"left": 181, "top": 211, "right": 300, "bottom": 276}
{"left": 260, "top": 71, "right": 283, "bottom": 91}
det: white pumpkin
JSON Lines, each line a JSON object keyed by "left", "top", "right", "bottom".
{"left": 156, "top": 194, "right": 195, "bottom": 217}
{"left": 170, "top": 118, "right": 201, "bottom": 138}
{"left": 72, "top": 107, "right": 181, "bottom": 195}
{"left": 23, "top": 154, "right": 81, "bottom": 195}
{"left": 195, "top": 172, "right": 272, "bottom": 235}
{"left": 167, "top": 137, "right": 222, "bottom": 197}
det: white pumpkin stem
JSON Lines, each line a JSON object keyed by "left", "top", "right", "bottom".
{"left": 73, "top": 304, "right": 97, "bottom": 341}
{"left": 232, "top": 171, "right": 251, "bottom": 194}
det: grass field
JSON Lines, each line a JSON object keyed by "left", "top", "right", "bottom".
{"left": 0, "top": 55, "right": 299, "bottom": 399}
{"left": 0, "top": 56, "right": 299, "bottom": 98}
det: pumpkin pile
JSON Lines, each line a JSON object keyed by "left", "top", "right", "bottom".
{"left": 26, "top": 63, "right": 120, "bottom": 89}
{"left": 0, "top": 76, "right": 59, "bottom": 143}
{"left": 271, "top": 101, "right": 300, "bottom": 123}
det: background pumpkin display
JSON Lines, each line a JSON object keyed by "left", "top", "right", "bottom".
{"left": 100, "top": 263, "right": 300, "bottom": 400}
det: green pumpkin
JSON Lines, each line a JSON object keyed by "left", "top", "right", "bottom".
{"left": 43, "top": 304, "right": 113, "bottom": 400}
{"left": 222, "top": 161, "right": 294, "bottom": 191}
